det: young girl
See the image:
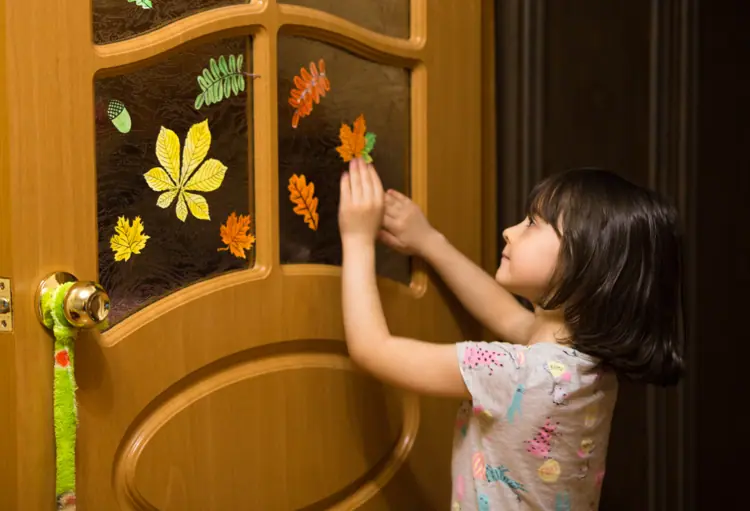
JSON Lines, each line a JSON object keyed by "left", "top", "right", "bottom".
{"left": 338, "top": 158, "right": 684, "bottom": 510}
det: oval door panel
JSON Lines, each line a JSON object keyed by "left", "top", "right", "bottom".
{"left": 114, "top": 349, "right": 418, "bottom": 510}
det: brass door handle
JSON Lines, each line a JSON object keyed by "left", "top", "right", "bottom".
{"left": 35, "top": 272, "right": 110, "bottom": 329}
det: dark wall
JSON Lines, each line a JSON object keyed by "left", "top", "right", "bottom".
{"left": 494, "top": 0, "right": 747, "bottom": 509}
{"left": 696, "top": 0, "right": 750, "bottom": 508}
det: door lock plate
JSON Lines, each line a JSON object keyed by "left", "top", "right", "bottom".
{"left": 0, "top": 277, "right": 12, "bottom": 332}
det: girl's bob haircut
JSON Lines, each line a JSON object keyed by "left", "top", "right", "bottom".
{"left": 527, "top": 168, "right": 685, "bottom": 386}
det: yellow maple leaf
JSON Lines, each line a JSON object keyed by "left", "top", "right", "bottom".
{"left": 335, "top": 114, "right": 367, "bottom": 162}
{"left": 144, "top": 119, "right": 227, "bottom": 222}
{"left": 110, "top": 216, "right": 150, "bottom": 262}
{"left": 217, "top": 212, "right": 255, "bottom": 259}
{"left": 288, "top": 174, "right": 319, "bottom": 231}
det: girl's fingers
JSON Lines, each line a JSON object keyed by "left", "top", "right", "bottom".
{"left": 383, "top": 198, "right": 398, "bottom": 218}
{"left": 368, "top": 162, "right": 384, "bottom": 200}
{"left": 348, "top": 158, "right": 363, "bottom": 203}
{"left": 339, "top": 172, "right": 351, "bottom": 207}
{"left": 381, "top": 213, "right": 399, "bottom": 231}
{"left": 377, "top": 229, "right": 403, "bottom": 248}
{"left": 359, "top": 159, "right": 373, "bottom": 203}
{"left": 387, "top": 189, "right": 409, "bottom": 202}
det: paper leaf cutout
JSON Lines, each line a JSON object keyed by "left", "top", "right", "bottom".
{"left": 336, "top": 114, "right": 377, "bottom": 163}
{"left": 110, "top": 216, "right": 150, "bottom": 262}
{"left": 218, "top": 212, "right": 256, "bottom": 259}
{"left": 183, "top": 192, "right": 210, "bottom": 220}
{"left": 181, "top": 120, "right": 212, "bottom": 183}
{"left": 288, "top": 174, "right": 319, "bottom": 231}
{"left": 289, "top": 59, "right": 330, "bottom": 128}
{"left": 155, "top": 127, "right": 181, "bottom": 184}
{"left": 144, "top": 119, "right": 226, "bottom": 222}
{"left": 184, "top": 159, "right": 227, "bottom": 192}
{"left": 362, "top": 132, "right": 377, "bottom": 163}
{"left": 176, "top": 193, "right": 188, "bottom": 222}
{"left": 194, "top": 54, "right": 250, "bottom": 109}
{"left": 128, "top": 0, "right": 153, "bottom": 9}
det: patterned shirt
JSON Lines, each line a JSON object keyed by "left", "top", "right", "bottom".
{"left": 451, "top": 341, "right": 618, "bottom": 510}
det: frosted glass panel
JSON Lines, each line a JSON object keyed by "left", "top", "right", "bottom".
{"left": 93, "top": 0, "right": 247, "bottom": 44}
{"left": 280, "top": 0, "right": 410, "bottom": 39}
{"left": 95, "top": 37, "right": 254, "bottom": 325}
{"left": 278, "top": 35, "right": 411, "bottom": 283}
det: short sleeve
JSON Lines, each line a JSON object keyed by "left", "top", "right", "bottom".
{"left": 456, "top": 341, "right": 520, "bottom": 411}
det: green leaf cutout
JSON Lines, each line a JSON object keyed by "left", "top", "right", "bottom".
{"left": 362, "top": 132, "right": 377, "bottom": 163}
{"left": 128, "top": 0, "right": 153, "bottom": 9}
{"left": 194, "top": 54, "right": 247, "bottom": 110}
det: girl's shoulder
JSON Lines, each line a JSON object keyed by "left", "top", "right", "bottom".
{"left": 457, "top": 340, "right": 617, "bottom": 399}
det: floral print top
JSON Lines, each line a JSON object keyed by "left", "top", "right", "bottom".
{"left": 451, "top": 341, "right": 618, "bottom": 510}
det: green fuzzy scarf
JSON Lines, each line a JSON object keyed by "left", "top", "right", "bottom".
{"left": 41, "top": 282, "right": 78, "bottom": 510}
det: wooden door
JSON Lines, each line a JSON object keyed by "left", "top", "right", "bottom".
{"left": 0, "top": 0, "right": 495, "bottom": 509}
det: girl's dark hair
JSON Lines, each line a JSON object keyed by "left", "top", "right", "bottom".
{"left": 526, "top": 168, "right": 685, "bottom": 386}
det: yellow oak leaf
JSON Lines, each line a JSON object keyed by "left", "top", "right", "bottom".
{"left": 218, "top": 212, "right": 256, "bottom": 259}
{"left": 336, "top": 114, "right": 367, "bottom": 162}
{"left": 110, "top": 216, "right": 150, "bottom": 262}
{"left": 144, "top": 119, "right": 227, "bottom": 222}
{"left": 288, "top": 174, "right": 319, "bottom": 231}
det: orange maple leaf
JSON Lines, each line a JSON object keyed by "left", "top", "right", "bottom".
{"left": 217, "top": 212, "right": 256, "bottom": 259}
{"left": 288, "top": 174, "right": 319, "bottom": 231}
{"left": 336, "top": 114, "right": 368, "bottom": 162}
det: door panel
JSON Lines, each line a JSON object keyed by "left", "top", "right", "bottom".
{"left": 2, "top": 1, "right": 487, "bottom": 509}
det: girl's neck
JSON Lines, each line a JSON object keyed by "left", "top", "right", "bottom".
{"left": 527, "top": 305, "right": 570, "bottom": 346}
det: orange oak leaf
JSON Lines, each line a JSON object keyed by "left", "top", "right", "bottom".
{"left": 288, "top": 174, "right": 319, "bottom": 231}
{"left": 289, "top": 59, "right": 330, "bottom": 128}
{"left": 218, "top": 212, "right": 256, "bottom": 259}
{"left": 336, "top": 114, "right": 368, "bottom": 162}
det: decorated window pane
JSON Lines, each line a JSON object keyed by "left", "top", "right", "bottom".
{"left": 95, "top": 37, "right": 254, "bottom": 326}
{"left": 92, "top": 0, "right": 247, "bottom": 44}
{"left": 279, "top": 0, "right": 410, "bottom": 39}
{"left": 278, "top": 35, "right": 411, "bottom": 284}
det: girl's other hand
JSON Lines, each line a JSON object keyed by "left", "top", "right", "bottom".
{"left": 378, "top": 189, "right": 438, "bottom": 256}
{"left": 338, "top": 157, "right": 385, "bottom": 246}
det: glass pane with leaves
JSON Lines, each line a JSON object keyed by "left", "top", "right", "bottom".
{"left": 95, "top": 36, "right": 254, "bottom": 326}
{"left": 92, "top": 0, "right": 247, "bottom": 44}
{"left": 280, "top": 0, "right": 410, "bottom": 39}
{"left": 278, "top": 35, "right": 411, "bottom": 284}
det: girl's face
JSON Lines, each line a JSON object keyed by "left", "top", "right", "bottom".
{"left": 496, "top": 216, "right": 562, "bottom": 304}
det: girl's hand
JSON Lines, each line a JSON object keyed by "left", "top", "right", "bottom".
{"left": 378, "top": 189, "right": 439, "bottom": 256}
{"left": 338, "top": 158, "right": 384, "bottom": 246}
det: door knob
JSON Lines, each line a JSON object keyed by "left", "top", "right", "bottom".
{"left": 35, "top": 272, "right": 110, "bottom": 329}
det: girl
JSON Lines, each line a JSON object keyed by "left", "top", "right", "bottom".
{"left": 338, "top": 158, "right": 684, "bottom": 510}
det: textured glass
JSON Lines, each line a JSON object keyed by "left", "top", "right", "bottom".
{"left": 93, "top": 0, "right": 247, "bottom": 44}
{"left": 280, "top": 0, "right": 410, "bottom": 39}
{"left": 95, "top": 37, "right": 253, "bottom": 325}
{"left": 278, "top": 36, "right": 411, "bottom": 283}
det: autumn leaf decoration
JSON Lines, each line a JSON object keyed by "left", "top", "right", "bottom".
{"left": 128, "top": 0, "right": 152, "bottom": 9}
{"left": 195, "top": 54, "right": 251, "bottom": 110}
{"left": 289, "top": 59, "right": 330, "bottom": 128}
{"left": 218, "top": 212, "right": 255, "bottom": 259}
{"left": 110, "top": 216, "right": 150, "bottom": 262}
{"left": 336, "top": 114, "right": 377, "bottom": 163}
{"left": 144, "top": 119, "right": 227, "bottom": 222}
{"left": 288, "top": 174, "right": 319, "bottom": 231}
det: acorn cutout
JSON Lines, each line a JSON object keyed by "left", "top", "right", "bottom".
{"left": 107, "top": 99, "right": 132, "bottom": 134}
